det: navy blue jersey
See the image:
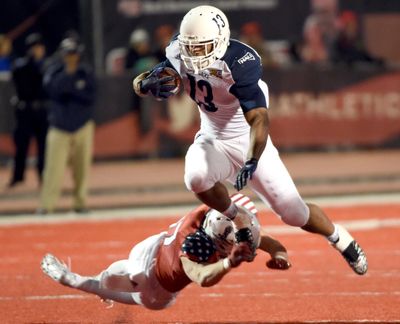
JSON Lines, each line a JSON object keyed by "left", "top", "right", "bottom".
{"left": 164, "top": 38, "right": 269, "bottom": 139}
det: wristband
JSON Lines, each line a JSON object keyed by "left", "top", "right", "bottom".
{"left": 223, "top": 258, "right": 231, "bottom": 270}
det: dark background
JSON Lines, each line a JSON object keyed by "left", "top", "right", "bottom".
{"left": 0, "top": 0, "right": 80, "bottom": 56}
{"left": 1, "top": 0, "right": 399, "bottom": 65}
{"left": 1, "top": 0, "right": 400, "bottom": 160}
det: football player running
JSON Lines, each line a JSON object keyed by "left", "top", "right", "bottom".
{"left": 133, "top": 5, "right": 367, "bottom": 275}
{"left": 41, "top": 194, "right": 290, "bottom": 310}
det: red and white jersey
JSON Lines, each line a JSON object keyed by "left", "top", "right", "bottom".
{"left": 154, "top": 194, "right": 259, "bottom": 293}
{"left": 165, "top": 38, "right": 269, "bottom": 140}
{"left": 230, "top": 193, "right": 258, "bottom": 214}
{"left": 155, "top": 204, "right": 219, "bottom": 293}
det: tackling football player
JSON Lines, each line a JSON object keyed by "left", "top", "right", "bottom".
{"left": 41, "top": 194, "right": 290, "bottom": 310}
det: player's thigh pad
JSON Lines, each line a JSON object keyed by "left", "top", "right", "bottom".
{"left": 249, "top": 140, "right": 310, "bottom": 227}
{"left": 100, "top": 260, "right": 133, "bottom": 291}
{"left": 184, "top": 135, "right": 234, "bottom": 193}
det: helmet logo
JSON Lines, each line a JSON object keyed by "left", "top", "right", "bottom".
{"left": 218, "top": 224, "right": 233, "bottom": 241}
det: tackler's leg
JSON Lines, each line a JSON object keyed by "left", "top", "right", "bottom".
{"left": 41, "top": 254, "right": 141, "bottom": 305}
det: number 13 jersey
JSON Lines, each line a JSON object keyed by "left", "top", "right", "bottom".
{"left": 165, "top": 38, "right": 270, "bottom": 140}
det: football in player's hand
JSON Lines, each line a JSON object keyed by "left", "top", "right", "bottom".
{"left": 266, "top": 256, "right": 291, "bottom": 270}
{"left": 157, "top": 67, "right": 182, "bottom": 95}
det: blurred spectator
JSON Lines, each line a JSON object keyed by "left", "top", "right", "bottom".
{"left": 126, "top": 28, "right": 158, "bottom": 135}
{"left": 300, "top": 16, "right": 329, "bottom": 64}
{"left": 239, "top": 22, "right": 277, "bottom": 67}
{"left": 64, "top": 29, "right": 81, "bottom": 43}
{"left": 295, "top": 0, "right": 339, "bottom": 64}
{"left": 332, "top": 10, "right": 384, "bottom": 66}
{"left": 154, "top": 24, "right": 175, "bottom": 62}
{"left": 125, "top": 28, "right": 157, "bottom": 74}
{"left": 8, "top": 33, "right": 49, "bottom": 188}
{"left": 310, "top": 0, "right": 340, "bottom": 52}
{"left": 38, "top": 37, "right": 95, "bottom": 214}
{"left": 44, "top": 30, "right": 83, "bottom": 71}
{"left": 105, "top": 47, "right": 127, "bottom": 75}
{"left": 0, "top": 34, "right": 12, "bottom": 81}
{"left": 117, "top": 0, "right": 141, "bottom": 17}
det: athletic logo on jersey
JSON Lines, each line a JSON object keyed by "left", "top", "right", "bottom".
{"left": 209, "top": 68, "right": 223, "bottom": 79}
{"left": 238, "top": 52, "right": 255, "bottom": 64}
{"left": 197, "top": 69, "right": 222, "bottom": 79}
{"left": 198, "top": 70, "right": 210, "bottom": 79}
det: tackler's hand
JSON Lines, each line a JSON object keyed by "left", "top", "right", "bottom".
{"left": 140, "top": 68, "right": 176, "bottom": 100}
{"left": 235, "top": 227, "right": 256, "bottom": 261}
{"left": 227, "top": 242, "right": 255, "bottom": 268}
{"left": 234, "top": 158, "right": 258, "bottom": 191}
{"left": 266, "top": 255, "right": 291, "bottom": 270}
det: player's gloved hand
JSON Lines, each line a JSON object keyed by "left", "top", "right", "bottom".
{"left": 235, "top": 227, "right": 254, "bottom": 246}
{"left": 235, "top": 227, "right": 256, "bottom": 260}
{"left": 234, "top": 158, "right": 258, "bottom": 191}
{"left": 139, "top": 68, "right": 176, "bottom": 100}
{"left": 266, "top": 255, "right": 291, "bottom": 270}
{"left": 228, "top": 242, "right": 255, "bottom": 268}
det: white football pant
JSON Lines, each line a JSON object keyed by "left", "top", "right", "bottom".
{"left": 184, "top": 133, "right": 310, "bottom": 227}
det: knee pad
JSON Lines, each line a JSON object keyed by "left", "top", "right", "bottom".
{"left": 184, "top": 169, "right": 213, "bottom": 193}
{"left": 273, "top": 197, "right": 310, "bottom": 227}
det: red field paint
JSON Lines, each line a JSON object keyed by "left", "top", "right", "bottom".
{"left": 1, "top": 204, "right": 399, "bottom": 323}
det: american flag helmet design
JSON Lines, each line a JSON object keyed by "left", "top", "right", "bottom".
{"left": 181, "top": 229, "right": 216, "bottom": 262}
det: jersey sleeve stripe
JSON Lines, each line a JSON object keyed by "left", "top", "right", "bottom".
{"left": 258, "top": 80, "right": 270, "bottom": 108}
{"left": 230, "top": 193, "right": 259, "bottom": 214}
{"left": 230, "top": 193, "right": 244, "bottom": 202}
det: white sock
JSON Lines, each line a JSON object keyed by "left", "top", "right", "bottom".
{"left": 331, "top": 224, "right": 354, "bottom": 252}
{"left": 222, "top": 202, "right": 238, "bottom": 220}
{"left": 327, "top": 224, "right": 339, "bottom": 244}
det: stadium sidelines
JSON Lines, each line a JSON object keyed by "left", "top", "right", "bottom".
{"left": 0, "top": 192, "right": 399, "bottom": 230}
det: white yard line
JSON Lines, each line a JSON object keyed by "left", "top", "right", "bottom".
{"left": 199, "top": 291, "right": 400, "bottom": 298}
{"left": 263, "top": 218, "right": 400, "bottom": 235}
{"left": 0, "top": 192, "right": 399, "bottom": 227}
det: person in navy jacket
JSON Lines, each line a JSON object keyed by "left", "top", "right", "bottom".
{"left": 8, "top": 33, "right": 48, "bottom": 188}
{"left": 38, "top": 36, "right": 95, "bottom": 214}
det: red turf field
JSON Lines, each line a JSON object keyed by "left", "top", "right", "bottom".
{"left": 1, "top": 203, "right": 399, "bottom": 323}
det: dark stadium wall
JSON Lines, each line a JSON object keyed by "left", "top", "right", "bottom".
{"left": 0, "top": 0, "right": 80, "bottom": 56}
{"left": 1, "top": 0, "right": 400, "bottom": 160}
{"left": 1, "top": 67, "right": 400, "bottom": 159}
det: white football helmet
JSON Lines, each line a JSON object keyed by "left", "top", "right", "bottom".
{"left": 203, "top": 210, "right": 235, "bottom": 258}
{"left": 202, "top": 206, "right": 261, "bottom": 257}
{"left": 178, "top": 5, "right": 230, "bottom": 73}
